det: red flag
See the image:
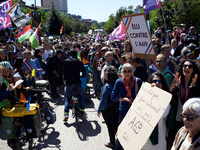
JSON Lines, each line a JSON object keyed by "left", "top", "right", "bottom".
{"left": 20, "top": 93, "right": 27, "bottom": 103}
{"left": 60, "top": 24, "right": 64, "bottom": 34}
{"left": 109, "top": 21, "right": 125, "bottom": 41}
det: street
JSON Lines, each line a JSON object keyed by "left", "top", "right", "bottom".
{"left": 0, "top": 84, "right": 112, "bottom": 150}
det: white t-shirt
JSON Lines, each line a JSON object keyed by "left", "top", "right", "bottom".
{"left": 180, "top": 134, "right": 190, "bottom": 150}
{"left": 43, "top": 50, "right": 53, "bottom": 60}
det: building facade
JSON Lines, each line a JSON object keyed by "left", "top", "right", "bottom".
{"left": 41, "top": 0, "right": 68, "bottom": 15}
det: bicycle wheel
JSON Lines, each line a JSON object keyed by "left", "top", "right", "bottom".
{"left": 40, "top": 102, "right": 50, "bottom": 132}
{"left": 75, "top": 103, "right": 79, "bottom": 131}
{"left": 28, "top": 138, "right": 33, "bottom": 150}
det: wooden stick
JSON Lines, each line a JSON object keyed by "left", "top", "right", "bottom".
{"left": 144, "top": 54, "right": 151, "bottom": 78}
{"left": 6, "top": 0, "right": 20, "bottom": 15}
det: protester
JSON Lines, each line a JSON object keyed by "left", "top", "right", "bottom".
{"left": 97, "top": 66, "right": 119, "bottom": 148}
{"left": 143, "top": 72, "right": 171, "bottom": 150}
{"left": 111, "top": 63, "right": 142, "bottom": 150}
{"left": 156, "top": 54, "right": 174, "bottom": 87}
{"left": 45, "top": 50, "right": 63, "bottom": 98}
{"left": 171, "top": 59, "right": 200, "bottom": 131}
{"left": 171, "top": 98, "right": 200, "bottom": 150}
{"left": 34, "top": 47, "right": 46, "bottom": 80}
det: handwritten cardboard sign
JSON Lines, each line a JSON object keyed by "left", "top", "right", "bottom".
{"left": 118, "top": 82, "right": 172, "bottom": 150}
{"left": 122, "top": 13, "right": 156, "bottom": 59}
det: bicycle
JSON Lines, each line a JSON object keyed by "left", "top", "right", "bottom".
{"left": 30, "top": 80, "right": 56, "bottom": 132}
{"left": 1, "top": 104, "right": 41, "bottom": 150}
{"left": 71, "top": 84, "right": 81, "bottom": 131}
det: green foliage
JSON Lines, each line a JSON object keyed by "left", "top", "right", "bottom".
{"left": 104, "top": 6, "right": 134, "bottom": 34}
{"left": 46, "top": 2, "right": 62, "bottom": 35}
{"left": 149, "top": 0, "right": 200, "bottom": 32}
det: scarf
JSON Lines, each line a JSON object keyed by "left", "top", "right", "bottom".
{"left": 180, "top": 81, "right": 190, "bottom": 105}
{"left": 122, "top": 74, "right": 134, "bottom": 98}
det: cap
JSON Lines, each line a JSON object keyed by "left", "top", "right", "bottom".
{"left": 13, "top": 72, "right": 22, "bottom": 79}
{"left": 183, "top": 49, "right": 193, "bottom": 56}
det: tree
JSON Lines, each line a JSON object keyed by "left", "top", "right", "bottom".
{"left": 46, "top": 2, "right": 62, "bottom": 35}
{"left": 149, "top": 0, "right": 200, "bottom": 32}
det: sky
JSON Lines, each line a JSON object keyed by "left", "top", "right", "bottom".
{"left": 23, "top": 0, "right": 142, "bottom": 22}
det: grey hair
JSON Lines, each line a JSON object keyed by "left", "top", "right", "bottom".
{"left": 182, "top": 97, "right": 200, "bottom": 116}
{"left": 122, "top": 63, "right": 134, "bottom": 73}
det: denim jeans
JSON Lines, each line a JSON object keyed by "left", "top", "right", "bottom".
{"left": 64, "top": 84, "right": 85, "bottom": 115}
{"left": 93, "top": 70, "right": 100, "bottom": 94}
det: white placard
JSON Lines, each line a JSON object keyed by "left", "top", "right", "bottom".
{"left": 13, "top": 79, "right": 24, "bottom": 89}
{"left": 122, "top": 13, "right": 156, "bottom": 59}
{"left": 118, "top": 82, "right": 172, "bottom": 150}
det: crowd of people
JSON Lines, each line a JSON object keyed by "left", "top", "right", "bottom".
{"left": 0, "top": 23, "right": 199, "bottom": 150}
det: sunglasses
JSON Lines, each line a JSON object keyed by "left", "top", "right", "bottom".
{"left": 183, "top": 64, "right": 193, "bottom": 69}
{"left": 123, "top": 70, "right": 132, "bottom": 73}
{"left": 180, "top": 113, "right": 199, "bottom": 122}
{"left": 152, "top": 79, "right": 162, "bottom": 84}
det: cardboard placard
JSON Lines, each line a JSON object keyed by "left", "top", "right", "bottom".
{"left": 118, "top": 82, "right": 172, "bottom": 150}
{"left": 122, "top": 13, "right": 156, "bottom": 59}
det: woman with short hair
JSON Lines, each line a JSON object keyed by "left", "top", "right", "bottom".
{"left": 111, "top": 63, "right": 142, "bottom": 150}
{"left": 171, "top": 97, "right": 200, "bottom": 150}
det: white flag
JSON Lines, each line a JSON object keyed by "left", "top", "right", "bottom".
{"left": 9, "top": 4, "right": 31, "bottom": 27}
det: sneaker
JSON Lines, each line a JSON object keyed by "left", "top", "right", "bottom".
{"left": 79, "top": 112, "right": 87, "bottom": 120}
{"left": 63, "top": 116, "right": 69, "bottom": 122}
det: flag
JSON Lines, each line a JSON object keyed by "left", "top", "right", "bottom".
{"left": 26, "top": 95, "right": 31, "bottom": 112}
{"left": 8, "top": 3, "right": 31, "bottom": 27}
{"left": 95, "top": 32, "right": 101, "bottom": 42}
{"left": 0, "top": 16, "right": 12, "bottom": 31}
{"left": 109, "top": 21, "right": 126, "bottom": 41}
{"left": 15, "top": 10, "right": 33, "bottom": 34}
{"left": 20, "top": 93, "right": 27, "bottom": 103}
{"left": 60, "top": 24, "right": 63, "bottom": 34}
{"left": 29, "top": 23, "right": 42, "bottom": 49}
{"left": 143, "top": 0, "right": 162, "bottom": 15}
{"left": 17, "top": 25, "right": 34, "bottom": 43}
{"left": 0, "top": 0, "right": 12, "bottom": 17}
{"left": 31, "top": 69, "right": 35, "bottom": 77}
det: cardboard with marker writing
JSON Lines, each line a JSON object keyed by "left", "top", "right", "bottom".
{"left": 122, "top": 13, "right": 156, "bottom": 59}
{"left": 118, "top": 82, "right": 172, "bottom": 150}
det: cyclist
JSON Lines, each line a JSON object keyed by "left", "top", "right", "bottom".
{"left": 63, "top": 49, "right": 86, "bottom": 122}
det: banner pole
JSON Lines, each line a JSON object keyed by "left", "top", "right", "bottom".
{"left": 144, "top": 54, "right": 151, "bottom": 78}
{"left": 161, "top": 7, "right": 169, "bottom": 43}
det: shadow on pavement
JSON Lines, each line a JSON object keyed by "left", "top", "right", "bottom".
{"left": 0, "top": 124, "right": 6, "bottom": 140}
{"left": 33, "top": 127, "right": 61, "bottom": 150}
{"left": 64, "top": 119, "right": 101, "bottom": 141}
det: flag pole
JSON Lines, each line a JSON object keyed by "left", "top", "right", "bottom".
{"left": 161, "top": 7, "right": 169, "bottom": 43}
{"left": 6, "top": 0, "right": 20, "bottom": 15}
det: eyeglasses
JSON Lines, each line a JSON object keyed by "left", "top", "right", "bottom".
{"left": 152, "top": 80, "right": 162, "bottom": 84}
{"left": 190, "top": 28, "right": 195, "bottom": 30}
{"left": 180, "top": 113, "right": 199, "bottom": 122}
{"left": 183, "top": 64, "right": 193, "bottom": 69}
{"left": 105, "top": 55, "right": 112, "bottom": 58}
{"left": 123, "top": 70, "right": 132, "bottom": 73}
{"left": 155, "top": 60, "right": 163, "bottom": 63}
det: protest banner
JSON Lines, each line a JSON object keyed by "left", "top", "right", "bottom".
{"left": 122, "top": 13, "right": 156, "bottom": 59}
{"left": 118, "top": 82, "right": 172, "bottom": 150}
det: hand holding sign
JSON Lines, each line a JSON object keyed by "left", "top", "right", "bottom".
{"left": 118, "top": 82, "right": 172, "bottom": 150}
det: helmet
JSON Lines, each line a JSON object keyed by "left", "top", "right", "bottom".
{"left": 0, "top": 61, "right": 12, "bottom": 69}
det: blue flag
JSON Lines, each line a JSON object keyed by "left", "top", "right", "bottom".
{"left": 26, "top": 95, "right": 31, "bottom": 112}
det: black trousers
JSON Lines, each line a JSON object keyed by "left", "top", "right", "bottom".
{"left": 47, "top": 72, "right": 58, "bottom": 95}
{"left": 102, "top": 106, "right": 118, "bottom": 144}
